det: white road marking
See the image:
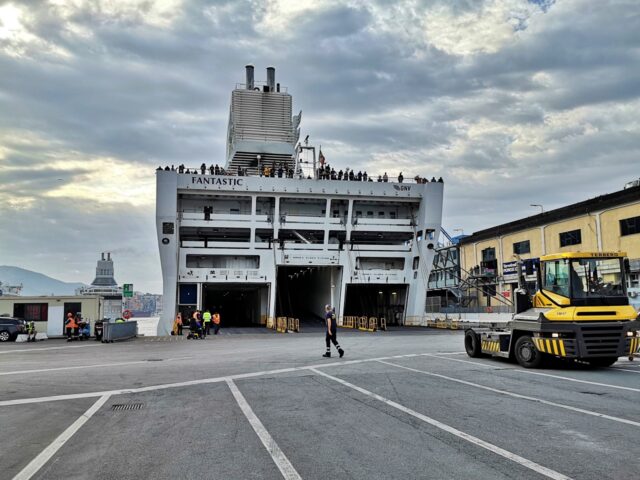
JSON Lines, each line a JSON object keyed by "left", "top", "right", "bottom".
{"left": 310, "top": 368, "right": 572, "bottom": 480}
{"left": 378, "top": 360, "right": 640, "bottom": 428}
{"left": 226, "top": 379, "right": 302, "bottom": 480}
{"left": 0, "top": 344, "right": 101, "bottom": 355}
{"left": 422, "top": 354, "right": 495, "bottom": 368}
{"left": 427, "top": 355, "right": 640, "bottom": 393}
{"left": 609, "top": 367, "right": 640, "bottom": 374}
{"left": 12, "top": 394, "right": 111, "bottom": 480}
{"left": 0, "top": 357, "right": 193, "bottom": 376}
{"left": 0, "top": 352, "right": 438, "bottom": 407}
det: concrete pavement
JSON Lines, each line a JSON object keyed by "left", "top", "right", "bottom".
{"left": 1, "top": 329, "right": 638, "bottom": 479}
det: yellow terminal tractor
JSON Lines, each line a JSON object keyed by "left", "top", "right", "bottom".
{"left": 465, "top": 252, "right": 640, "bottom": 368}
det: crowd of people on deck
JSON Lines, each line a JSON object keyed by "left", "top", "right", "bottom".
{"left": 156, "top": 162, "right": 443, "bottom": 183}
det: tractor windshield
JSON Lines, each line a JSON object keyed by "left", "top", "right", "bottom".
{"left": 569, "top": 258, "right": 626, "bottom": 299}
{"left": 543, "top": 257, "right": 627, "bottom": 305}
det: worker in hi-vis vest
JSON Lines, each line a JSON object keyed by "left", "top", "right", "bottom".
{"left": 65, "top": 312, "right": 78, "bottom": 342}
{"left": 203, "top": 310, "right": 212, "bottom": 336}
{"left": 212, "top": 311, "right": 221, "bottom": 335}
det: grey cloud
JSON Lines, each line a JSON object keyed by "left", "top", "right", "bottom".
{"left": 1, "top": 0, "right": 639, "bottom": 290}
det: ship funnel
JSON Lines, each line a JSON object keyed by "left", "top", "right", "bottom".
{"left": 245, "top": 64, "right": 254, "bottom": 90}
{"left": 266, "top": 66, "right": 275, "bottom": 92}
{"left": 107, "top": 252, "right": 111, "bottom": 261}
{"left": 101, "top": 252, "right": 105, "bottom": 261}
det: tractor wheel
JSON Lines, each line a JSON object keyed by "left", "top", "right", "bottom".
{"left": 464, "top": 330, "right": 483, "bottom": 358}
{"left": 514, "top": 335, "right": 545, "bottom": 368}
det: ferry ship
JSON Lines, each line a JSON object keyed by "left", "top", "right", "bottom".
{"left": 155, "top": 66, "right": 444, "bottom": 335}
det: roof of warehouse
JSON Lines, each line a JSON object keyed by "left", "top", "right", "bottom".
{"left": 459, "top": 185, "right": 640, "bottom": 245}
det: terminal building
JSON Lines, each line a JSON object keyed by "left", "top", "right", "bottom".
{"left": 458, "top": 184, "right": 640, "bottom": 307}
{"left": 155, "top": 67, "right": 444, "bottom": 335}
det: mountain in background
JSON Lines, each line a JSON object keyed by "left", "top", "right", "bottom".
{"left": 0, "top": 266, "right": 87, "bottom": 296}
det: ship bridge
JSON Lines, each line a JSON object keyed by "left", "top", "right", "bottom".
{"left": 226, "top": 66, "right": 300, "bottom": 176}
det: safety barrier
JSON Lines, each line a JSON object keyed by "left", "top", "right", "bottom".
{"left": 273, "top": 317, "right": 299, "bottom": 333}
{"left": 339, "top": 316, "right": 386, "bottom": 332}
{"left": 276, "top": 317, "right": 288, "bottom": 333}
{"left": 287, "top": 317, "right": 300, "bottom": 332}
{"left": 266, "top": 317, "right": 275, "bottom": 329}
{"left": 102, "top": 321, "right": 137, "bottom": 343}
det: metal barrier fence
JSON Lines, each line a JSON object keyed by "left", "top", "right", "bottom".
{"left": 339, "top": 316, "right": 386, "bottom": 332}
{"left": 102, "top": 321, "right": 137, "bottom": 343}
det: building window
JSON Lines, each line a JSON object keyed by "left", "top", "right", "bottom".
{"left": 13, "top": 303, "right": 48, "bottom": 321}
{"left": 482, "top": 284, "right": 496, "bottom": 297}
{"left": 513, "top": 240, "right": 531, "bottom": 255}
{"left": 481, "top": 247, "right": 497, "bottom": 275}
{"left": 481, "top": 247, "right": 496, "bottom": 262}
{"left": 559, "top": 229, "right": 581, "bottom": 247}
{"left": 620, "top": 216, "right": 640, "bottom": 236}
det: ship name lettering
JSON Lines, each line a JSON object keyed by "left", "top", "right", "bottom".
{"left": 191, "top": 176, "right": 244, "bottom": 186}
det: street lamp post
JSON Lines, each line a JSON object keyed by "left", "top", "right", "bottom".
{"left": 530, "top": 204, "right": 544, "bottom": 214}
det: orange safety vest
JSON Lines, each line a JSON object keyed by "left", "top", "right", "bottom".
{"left": 212, "top": 313, "right": 221, "bottom": 325}
{"left": 66, "top": 317, "right": 77, "bottom": 329}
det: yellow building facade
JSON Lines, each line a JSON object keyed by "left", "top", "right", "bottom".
{"left": 459, "top": 185, "right": 640, "bottom": 306}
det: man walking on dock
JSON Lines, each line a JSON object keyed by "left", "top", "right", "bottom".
{"left": 323, "top": 304, "right": 344, "bottom": 358}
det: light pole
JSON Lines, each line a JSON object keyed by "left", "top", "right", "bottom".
{"left": 530, "top": 204, "right": 544, "bottom": 214}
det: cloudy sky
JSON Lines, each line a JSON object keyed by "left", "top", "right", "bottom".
{"left": 1, "top": 0, "right": 639, "bottom": 293}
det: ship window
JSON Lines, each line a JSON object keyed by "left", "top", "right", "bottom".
{"left": 355, "top": 211, "right": 362, "bottom": 218}
{"left": 332, "top": 210, "right": 340, "bottom": 217}
{"left": 620, "top": 216, "right": 640, "bottom": 236}
{"left": 162, "top": 222, "right": 174, "bottom": 234}
{"left": 389, "top": 212, "right": 396, "bottom": 219}
{"left": 559, "top": 229, "right": 581, "bottom": 247}
{"left": 367, "top": 211, "right": 373, "bottom": 218}
{"left": 378, "top": 212, "right": 385, "bottom": 217}
{"left": 413, "top": 257, "right": 419, "bottom": 269}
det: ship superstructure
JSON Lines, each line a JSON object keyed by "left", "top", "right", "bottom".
{"left": 155, "top": 67, "right": 443, "bottom": 335}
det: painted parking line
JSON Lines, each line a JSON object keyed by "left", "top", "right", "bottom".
{"left": 0, "top": 352, "right": 436, "bottom": 407}
{"left": 378, "top": 360, "right": 640, "bottom": 428}
{"left": 12, "top": 394, "right": 111, "bottom": 480}
{"left": 310, "top": 368, "right": 572, "bottom": 480}
{"left": 227, "top": 379, "right": 302, "bottom": 480}
{"left": 0, "top": 344, "right": 102, "bottom": 355}
{"left": 426, "top": 355, "right": 640, "bottom": 393}
{"left": 0, "top": 357, "right": 193, "bottom": 376}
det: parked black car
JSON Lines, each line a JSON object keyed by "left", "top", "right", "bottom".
{"left": 0, "top": 317, "right": 26, "bottom": 342}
